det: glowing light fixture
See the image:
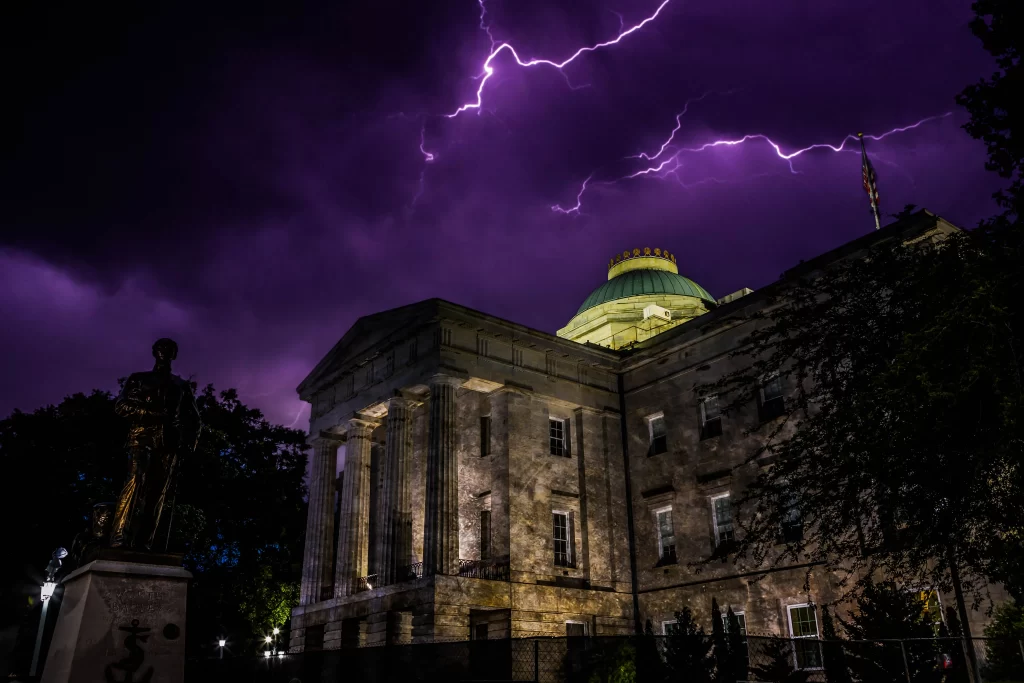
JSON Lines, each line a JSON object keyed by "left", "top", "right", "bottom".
{"left": 218, "top": 639, "right": 226, "bottom": 648}
{"left": 40, "top": 582, "right": 57, "bottom": 601}
{"left": 273, "top": 628, "right": 280, "bottom": 635}
{"left": 265, "top": 635, "right": 272, "bottom": 643}
{"left": 263, "top": 650, "right": 271, "bottom": 658}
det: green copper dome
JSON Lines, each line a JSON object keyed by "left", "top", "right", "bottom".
{"left": 576, "top": 269, "right": 715, "bottom": 315}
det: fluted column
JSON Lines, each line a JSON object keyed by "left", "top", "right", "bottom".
{"left": 377, "top": 397, "right": 419, "bottom": 585}
{"left": 423, "top": 375, "right": 462, "bottom": 576}
{"left": 335, "top": 417, "right": 377, "bottom": 596}
{"left": 300, "top": 438, "right": 338, "bottom": 605}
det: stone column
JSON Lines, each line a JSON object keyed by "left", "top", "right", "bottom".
{"left": 377, "top": 396, "right": 418, "bottom": 585}
{"left": 335, "top": 417, "right": 377, "bottom": 596}
{"left": 423, "top": 375, "right": 462, "bottom": 575}
{"left": 300, "top": 438, "right": 338, "bottom": 605}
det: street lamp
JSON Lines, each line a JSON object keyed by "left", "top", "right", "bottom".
{"left": 217, "top": 639, "right": 226, "bottom": 659}
{"left": 30, "top": 547, "right": 67, "bottom": 677}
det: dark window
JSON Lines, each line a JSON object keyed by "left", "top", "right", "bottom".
{"left": 700, "top": 396, "right": 723, "bottom": 440}
{"left": 553, "top": 512, "right": 575, "bottom": 567}
{"left": 781, "top": 492, "right": 803, "bottom": 543}
{"left": 655, "top": 508, "right": 676, "bottom": 565}
{"left": 566, "top": 622, "right": 587, "bottom": 637}
{"left": 712, "top": 495, "right": 735, "bottom": 545}
{"left": 648, "top": 414, "right": 668, "bottom": 455}
{"left": 480, "top": 416, "right": 491, "bottom": 457}
{"left": 759, "top": 374, "right": 786, "bottom": 421}
{"left": 480, "top": 510, "right": 491, "bottom": 561}
{"left": 549, "top": 418, "right": 569, "bottom": 457}
{"left": 473, "top": 623, "right": 489, "bottom": 640}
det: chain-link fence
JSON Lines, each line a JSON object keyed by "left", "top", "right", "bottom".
{"left": 185, "top": 635, "right": 1024, "bottom": 683}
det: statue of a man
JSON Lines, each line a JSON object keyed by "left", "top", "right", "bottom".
{"left": 111, "top": 338, "right": 202, "bottom": 551}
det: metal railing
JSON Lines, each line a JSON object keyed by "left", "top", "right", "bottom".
{"left": 396, "top": 562, "right": 424, "bottom": 583}
{"left": 457, "top": 559, "right": 511, "bottom": 582}
{"left": 352, "top": 574, "right": 377, "bottom": 594}
{"left": 187, "top": 635, "right": 1024, "bottom": 683}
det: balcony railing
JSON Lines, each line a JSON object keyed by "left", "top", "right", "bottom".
{"left": 396, "top": 562, "right": 424, "bottom": 582}
{"left": 352, "top": 574, "right": 377, "bottom": 594}
{"left": 457, "top": 559, "right": 511, "bottom": 582}
{"left": 344, "top": 559, "right": 509, "bottom": 596}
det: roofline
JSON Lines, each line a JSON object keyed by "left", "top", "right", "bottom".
{"left": 431, "top": 298, "right": 621, "bottom": 362}
{"left": 299, "top": 208, "right": 959, "bottom": 391}
{"left": 618, "top": 208, "right": 958, "bottom": 364}
{"left": 298, "top": 296, "right": 622, "bottom": 395}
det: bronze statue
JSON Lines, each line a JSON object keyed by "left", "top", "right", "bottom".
{"left": 111, "top": 339, "right": 201, "bottom": 551}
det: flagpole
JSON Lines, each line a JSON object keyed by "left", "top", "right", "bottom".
{"left": 858, "top": 132, "right": 881, "bottom": 231}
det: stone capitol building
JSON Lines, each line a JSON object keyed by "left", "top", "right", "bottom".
{"left": 288, "top": 210, "right": 994, "bottom": 652}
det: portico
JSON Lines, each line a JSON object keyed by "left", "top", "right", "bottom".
{"left": 289, "top": 299, "right": 634, "bottom": 650}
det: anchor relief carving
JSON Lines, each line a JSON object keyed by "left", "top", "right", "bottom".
{"left": 105, "top": 619, "right": 154, "bottom": 683}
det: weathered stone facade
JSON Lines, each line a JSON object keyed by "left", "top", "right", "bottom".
{"left": 290, "top": 210, "right": 1004, "bottom": 652}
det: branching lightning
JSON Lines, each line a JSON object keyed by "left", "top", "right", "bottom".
{"left": 553, "top": 111, "right": 954, "bottom": 215}
{"left": 410, "top": 0, "right": 952, "bottom": 218}
{"left": 447, "top": 0, "right": 673, "bottom": 118}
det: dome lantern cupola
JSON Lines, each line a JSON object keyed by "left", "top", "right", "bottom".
{"left": 557, "top": 248, "right": 715, "bottom": 350}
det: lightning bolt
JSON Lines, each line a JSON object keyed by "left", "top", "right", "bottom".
{"left": 553, "top": 111, "right": 954, "bottom": 215}
{"left": 419, "top": 122, "right": 435, "bottom": 163}
{"left": 446, "top": 0, "right": 673, "bottom": 118}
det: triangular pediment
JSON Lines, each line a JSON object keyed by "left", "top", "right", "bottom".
{"left": 297, "top": 299, "right": 443, "bottom": 397}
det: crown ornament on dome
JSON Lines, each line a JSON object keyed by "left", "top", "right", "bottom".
{"left": 608, "top": 248, "right": 676, "bottom": 270}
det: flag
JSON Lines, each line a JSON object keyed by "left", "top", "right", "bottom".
{"left": 858, "top": 132, "right": 881, "bottom": 230}
{"left": 861, "top": 146, "right": 879, "bottom": 207}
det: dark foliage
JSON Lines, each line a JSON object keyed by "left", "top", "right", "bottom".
{"left": 0, "top": 386, "right": 308, "bottom": 666}
{"left": 956, "top": 0, "right": 1022, "bottom": 226}
{"left": 694, "top": 220, "right": 1023, "bottom": 611}
{"left": 839, "top": 580, "right": 940, "bottom": 683}
{"left": 748, "top": 637, "right": 810, "bottom": 683}
{"left": 661, "top": 607, "right": 714, "bottom": 683}
{"left": 820, "top": 606, "right": 852, "bottom": 683}
{"left": 982, "top": 601, "right": 1024, "bottom": 681}
{"left": 956, "top": 0, "right": 1024, "bottom": 603}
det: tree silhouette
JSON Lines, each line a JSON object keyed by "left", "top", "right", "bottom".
{"left": 820, "top": 606, "right": 852, "bottom": 683}
{"left": 839, "top": 580, "right": 940, "bottom": 683}
{"left": 0, "top": 385, "right": 309, "bottom": 666}
{"left": 662, "top": 607, "right": 714, "bottom": 683}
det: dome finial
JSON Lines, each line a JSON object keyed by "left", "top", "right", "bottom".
{"left": 607, "top": 248, "right": 677, "bottom": 278}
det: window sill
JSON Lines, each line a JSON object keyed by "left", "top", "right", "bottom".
{"left": 654, "top": 556, "right": 678, "bottom": 568}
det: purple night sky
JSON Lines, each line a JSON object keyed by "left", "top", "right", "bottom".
{"left": 1, "top": 0, "right": 1002, "bottom": 429}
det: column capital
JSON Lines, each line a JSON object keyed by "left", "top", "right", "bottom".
{"left": 428, "top": 373, "right": 465, "bottom": 389}
{"left": 387, "top": 395, "right": 423, "bottom": 412}
{"left": 346, "top": 417, "right": 380, "bottom": 437}
{"left": 312, "top": 431, "right": 346, "bottom": 446}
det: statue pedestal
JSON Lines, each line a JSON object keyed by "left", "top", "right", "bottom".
{"left": 41, "top": 552, "right": 191, "bottom": 683}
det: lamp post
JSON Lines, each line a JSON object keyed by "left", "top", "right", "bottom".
{"left": 29, "top": 547, "right": 68, "bottom": 678}
{"left": 217, "top": 639, "right": 226, "bottom": 660}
